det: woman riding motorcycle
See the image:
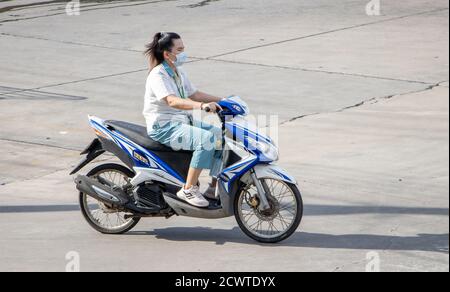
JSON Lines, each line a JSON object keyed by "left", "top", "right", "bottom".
{"left": 143, "top": 32, "right": 224, "bottom": 208}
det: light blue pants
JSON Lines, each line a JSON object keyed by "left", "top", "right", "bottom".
{"left": 148, "top": 120, "right": 223, "bottom": 177}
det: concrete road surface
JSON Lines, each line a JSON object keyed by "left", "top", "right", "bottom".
{"left": 0, "top": 0, "right": 448, "bottom": 272}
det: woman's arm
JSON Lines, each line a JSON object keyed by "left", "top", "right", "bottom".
{"left": 165, "top": 95, "right": 222, "bottom": 113}
{"left": 165, "top": 95, "right": 202, "bottom": 110}
{"left": 189, "top": 91, "right": 223, "bottom": 103}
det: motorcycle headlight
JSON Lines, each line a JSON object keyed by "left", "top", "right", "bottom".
{"left": 247, "top": 137, "right": 279, "bottom": 162}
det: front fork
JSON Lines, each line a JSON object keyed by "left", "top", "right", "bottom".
{"left": 218, "top": 114, "right": 271, "bottom": 211}
{"left": 249, "top": 168, "right": 271, "bottom": 211}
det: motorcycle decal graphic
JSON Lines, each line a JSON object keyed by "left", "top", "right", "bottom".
{"left": 270, "top": 169, "right": 294, "bottom": 183}
{"left": 220, "top": 155, "right": 258, "bottom": 192}
{"left": 133, "top": 150, "right": 150, "bottom": 166}
{"left": 89, "top": 119, "right": 185, "bottom": 183}
{"left": 225, "top": 121, "right": 273, "bottom": 145}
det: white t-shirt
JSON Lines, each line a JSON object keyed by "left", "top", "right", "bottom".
{"left": 143, "top": 64, "right": 197, "bottom": 131}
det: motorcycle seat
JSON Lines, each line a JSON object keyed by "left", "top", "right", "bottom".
{"left": 104, "top": 120, "right": 192, "bottom": 154}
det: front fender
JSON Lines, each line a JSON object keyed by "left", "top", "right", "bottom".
{"left": 253, "top": 164, "right": 297, "bottom": 185}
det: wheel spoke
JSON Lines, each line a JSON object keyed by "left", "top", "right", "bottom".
{"left": 238, "top": 179, "right": 299, "bottom": 240}
{"left": 83, "top": 169, "right": 135, "bottom": 232}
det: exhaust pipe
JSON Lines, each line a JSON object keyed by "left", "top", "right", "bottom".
{"left": 74, "top": 175, "right": 130, "bottom": 205}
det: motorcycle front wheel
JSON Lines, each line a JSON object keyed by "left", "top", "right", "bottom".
{"left": 234, "top": 178, "right": 303, "bottom": 243}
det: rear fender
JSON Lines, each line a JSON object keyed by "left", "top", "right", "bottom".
{"left": 69, "top": 139, "right": 105, "bottom": 175}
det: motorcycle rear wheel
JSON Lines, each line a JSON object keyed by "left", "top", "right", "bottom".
{"left": 79, "top": 163, "right": 140, "bottom": 234}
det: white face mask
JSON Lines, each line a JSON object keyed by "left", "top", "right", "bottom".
{"left": 171, "top": 52, "right": 188, "bottom": 67}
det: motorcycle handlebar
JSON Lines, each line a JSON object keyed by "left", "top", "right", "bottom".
{"left": 203, "top": 105, "right": 224, "bottom": 116}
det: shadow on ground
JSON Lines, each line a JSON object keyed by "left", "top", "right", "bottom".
{"left": 1, "top": 204, "right": 448, "bottom": 216}
{"left": 129, "top": 227, "right": 449, "bottom": 253}
{"left": 0, "top": 204, "right": 448, "bottom": 253}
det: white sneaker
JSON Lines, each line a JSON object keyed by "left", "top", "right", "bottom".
{"left": 177, "top": 185, "right": 209, "bottom": 208}
{"left": 203, "top": 183, "right": 217, "bottom": 200}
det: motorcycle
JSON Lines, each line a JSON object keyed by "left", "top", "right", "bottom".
{"left": 70, "top": 96, "right": 303, "bottom": 243}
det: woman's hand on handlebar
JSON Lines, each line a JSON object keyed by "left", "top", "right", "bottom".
{"left": 201, "top": 102, "right": 223, "bottom": 113}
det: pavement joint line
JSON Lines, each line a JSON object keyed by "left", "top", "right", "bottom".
{"left": 0, "top": 12, "right": 440, "bottom": 88}
{"left": 0, "top": 157, "right": 113, "bottom": 187}
{"left": 0, "top": 54, "right": 430, "bottom": 98}
{"left": 0, "top": 137, "right": 116, "bottom": 157}
{"left": 0, "top": 138, "right": 82, "bottom": 152}
{"left": 206, "top": 58, "right": 433, "bottom": 85}
{"left": 0, "top": 0, "right": 183, "bottom": 24}
{"left": 0, "top": 32, "right": 143, "bottom": 53}
{"left": 279, "top": 81, "right": 444, "bottom": 125}
{"left": 0, "top": 11, "right": 69, "bottom": 24}
{"left": 31, "top": 68, "right": 149, "bottom": 90}
{"left": 0, "top": 69, "right": 148, "bottom": 96}
{"left": 0, "top": 59, "right": 204, "bottom": 96}
{"left": 206, "top": 8, "right": 450, "bottom": 59}
{"left": 0, "top": 0, "right": 85, "bottom": 14}
{"left": 0, "top": 87, "right": 87, "bottom": 100}
{"left": 1, "top": 7, "right": 447, "bottom": 127}
{"left": 1, "top": 7, "right": 447, "bottom": 61}
{"left": 0, "top": 167, "right": 72, "bottom": 187}
{"left": 0, "top": 34, "right": 219, "bottom": 57}
{"left": 2, "top": 0, "right": 149, "bottom": 13}
{"left": 62, "top": 0, "right": 182, "bottom": 13}
{"left": 0, "top": 31, "right": 438, "bottom": 85}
